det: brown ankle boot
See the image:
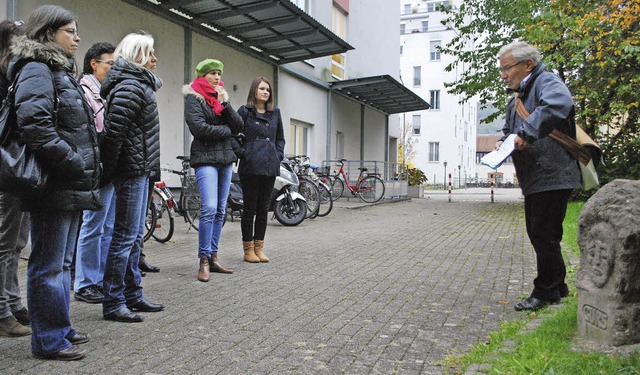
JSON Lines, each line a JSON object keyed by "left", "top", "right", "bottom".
{"left": 210, "top": 253, "right": 234, "bottom": 274}
{"left": 243, "top": 241, "right": 260, "bottom": 263}
{"left": 254, "top": 240, "right": 269, "bottom": 262}
{"left": 198, "top": 257, "right": 210, "bottom": 282}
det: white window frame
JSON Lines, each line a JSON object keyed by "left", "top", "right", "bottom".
{"left": 429, "top": 142, "right": 440, "bottom": 162}
{"left": 289, "top": 120, "right": 311, "bottom": 157}
{"left": 413, "top": 66, "right": 421, "bottom": 86}
{"left": 429, "top": 90, "right": 441, "bottom": 110}
{"left": 430, "top": 40, "right": 441, "bottom": 61}
{"left": 412, "top": 115, "right": 421, "bottom": 135}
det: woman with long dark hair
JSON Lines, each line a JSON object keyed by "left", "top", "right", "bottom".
{"left": 9, "top": 5, "right": 101, "bottom": 360}
{"left": 236, "top": 77, "right": 285, "bottom": 263}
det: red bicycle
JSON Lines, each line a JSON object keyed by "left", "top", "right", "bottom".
{"left": 327, "top": 159, "right": 385, "bottom": 203}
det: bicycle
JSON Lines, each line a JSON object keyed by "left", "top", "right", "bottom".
{"left": 329, "top": 159, "right": 385, "bottom": 203}
{"left": 291, "top": 155, "right": 321, "bottom": 219}
{"left": 292, "top": 155, "right": 333, "bottom": 217}
{"left": 143, "top": 156, "right": 203, "bottom": 243}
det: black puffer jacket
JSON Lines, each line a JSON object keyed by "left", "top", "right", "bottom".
{"left": 236, "top": 105, "right": 285, "bottom": 176}
{"left": 7, "top": 36, "right": 101, "bottom": 212}
{"left": 100, "top": 57, "right": 162, "bottom": 183}
{"left": 182, "top": 85, "right": 243, "bottom": 168}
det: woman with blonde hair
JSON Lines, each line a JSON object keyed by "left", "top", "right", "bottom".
{"left": 100, "top": 31, "right": 164, "bottom": 323}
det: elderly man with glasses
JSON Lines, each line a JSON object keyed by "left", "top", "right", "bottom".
{"left": 495, "top": 41, "right": 581, "bottom": 311}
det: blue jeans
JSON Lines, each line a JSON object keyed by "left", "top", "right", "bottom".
{"left": 28, "top": 210, "right": 81, "bottom": 356}
{"left": 196, "top": 164, "right": 232, "bottom": 258}
{"left": 102, "top": 175, "right": 148, "bottom": 315}
{"left": 74, "top": 183, "right": 116, "bottom": 292}
{"left": 0, "top": 192, "right": 29, "bottom": 319}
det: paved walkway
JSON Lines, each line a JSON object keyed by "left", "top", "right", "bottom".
{"left": 1, "top": 188, "right": 551, "bottom": 374}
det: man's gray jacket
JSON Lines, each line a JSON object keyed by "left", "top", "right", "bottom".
{"left": 500, "top": 62, "right": 580, "bottom": 196}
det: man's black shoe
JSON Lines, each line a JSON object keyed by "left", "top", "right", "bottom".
{"left": 127, "top": 299, "right": 164, "bottom": 312}
{"left": 514, "top": 296, "right": 560, "bottom": 311}
{"left": 34, "top": 345, "right": 86, "bottom": 361}
{"left": 12, "top": 307, "right": 30, "bottom": 326}
{"left": 68, "top": 332, "right": 90, "bottom": 345}
{"left": 138, "top": 260, "right": 160, "bottom": 273}
{"left": 104, "top": 307, "right": 144, "bottom": 323}
{"left": 74, "top": 285, "right": 104, "bottom": 304}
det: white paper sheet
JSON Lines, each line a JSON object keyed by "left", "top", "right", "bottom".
{"left": 480, "top": 134, "right": 516, "bottom": 170}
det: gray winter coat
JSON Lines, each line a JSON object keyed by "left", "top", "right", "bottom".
{"left": 182, "top": 85, "right": 243, "bottom": 168}
{"left": 500, "top": 62, "right": 580, "bottom": 196}
{"left": 7, "top": 36, "right": 101, "bottom": 212}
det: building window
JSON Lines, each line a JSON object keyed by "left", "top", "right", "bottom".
{"left": 331, "top": 6, "right": 347, "bottom": 80}
{"left": 400, "top": 45, "right": 403, "bottom": 55}
{"left": 426, "top": 0, "right": 452, "bottom": 12}
{"left": 429, "top": 142, "right": 440, "bottom": 162}
{"left": 430, "top": 40, "right": 441, "bottom": 61}
{"left": 421, "top": 21, "right": 429, "bottom": 32}
{"left": 403, "top": 4, "right": 411, "bottom": 14}
{"left": 400, "top": 23, "right": 406, "bottom": 35}
{"left": 412, "top": 115, "right": 421, "bottom": 135}
{"left": 413, "top": 66, "right": 421, "bottom": 86}
{"left": 289, "top": 120, "right": 311, "bottom": 157}
{"left": 429, "top": 90, "right": 440, "bottom": 110}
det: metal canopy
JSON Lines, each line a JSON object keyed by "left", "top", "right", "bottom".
{"left": 121, "top": 0, "right": 354, "bottom": 64}
{"left": 330, "top": 75, "right": 431, "bottom": 114}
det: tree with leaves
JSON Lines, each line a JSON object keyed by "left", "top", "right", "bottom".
{"left": 440, "top": 0, "right": 640, "bottom": 184}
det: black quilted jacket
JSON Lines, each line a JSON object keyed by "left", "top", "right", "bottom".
{"left": 7, "top": 36, "right": 101, "bottom": 212}
{"left": 182, "top": 85, "right": 243, "bottom": 168}
{"left": 100, "top": 57, "right": 162, "bottom": 184}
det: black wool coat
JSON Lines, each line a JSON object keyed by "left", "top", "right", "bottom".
{"left": 236, "top": 105, "right": 285, "bottom": 177}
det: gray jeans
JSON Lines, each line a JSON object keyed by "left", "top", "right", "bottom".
{"left": 0, "top": 192, "right": 30, "bottom": 319}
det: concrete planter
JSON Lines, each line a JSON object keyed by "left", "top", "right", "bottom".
{"left": 408, "top": 185, "right": 424, "bottom": 198}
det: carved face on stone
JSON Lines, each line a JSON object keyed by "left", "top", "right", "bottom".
{"left": 586, "top": 222, "right": 616, "bottom": 288}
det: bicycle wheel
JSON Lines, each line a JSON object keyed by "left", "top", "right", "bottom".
{"left": 144, "top": 196, "right": 157, "bottom": 242}
{"left": 182, "top": 192, "right": 201, "bottom": 231}
{"left": 151, "top": 191, "right": 175, "bottom": 243}
{"left": 357, "top": 176, "right": 385, "bottom": 203}
{"left": 298, "top": 178, "right": 320, "bottom": 219}
{"left": 331, "top": 177, "right": 344, "bottom": 200}
{"left": 316, "top": 182, "right": 333, "bottom": 217}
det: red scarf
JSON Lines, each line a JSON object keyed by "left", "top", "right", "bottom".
{"left": 190, "top": 77, "right": 225, "bottom": 116}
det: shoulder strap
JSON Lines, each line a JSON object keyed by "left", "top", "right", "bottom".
{"left": 514, "top": 93, "right": 592, "bottom": 164}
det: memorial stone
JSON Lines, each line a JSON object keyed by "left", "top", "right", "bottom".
{"left": 576, "top": 179, "right": 640, "bottom": 347}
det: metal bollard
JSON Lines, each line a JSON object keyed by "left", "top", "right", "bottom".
{"left": 448, "top": 173, "right": 452, "bottom": 203}
{"left": 490, "top": 174, "right": 495, "bottom": 203}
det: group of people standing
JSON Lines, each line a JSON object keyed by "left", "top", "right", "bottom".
{"left": 0, "top": 4, "right": 285, "bottom": 361}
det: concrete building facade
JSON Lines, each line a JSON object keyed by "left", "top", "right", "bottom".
{"left": 3, "top": 0, "right": 420, "bottom": 189}
{"left": 399, "top": 0, "right": 477, "bottom": 187}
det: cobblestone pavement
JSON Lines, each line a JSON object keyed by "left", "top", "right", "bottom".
{"left": 1, "top": 188, "right": 549, "bottom": 374}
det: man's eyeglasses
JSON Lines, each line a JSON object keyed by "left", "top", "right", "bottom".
{"left": 96, "top": 60, "right": 116, "bottom": 66}
{"left": 499, "top": 61, "right": 524, "bottom": 73}
{"left": 58, "top": 28, "right": 79, "bottom": 37}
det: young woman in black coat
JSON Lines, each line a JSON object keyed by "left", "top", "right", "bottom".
{"left": 236, "top": 77, "right": 285, "bottom": 263}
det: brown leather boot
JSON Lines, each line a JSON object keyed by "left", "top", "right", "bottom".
{"left": 198, "top": 257, "right": 210, "bottom": 282}
{"left": 243, "top": 241, "right": 260, "bottom": 263}
{"left": 210, "top": 253, "right": 234, "bottom": 274}
{"left": 254, "top": 240, "right": 269, "bottom": 262}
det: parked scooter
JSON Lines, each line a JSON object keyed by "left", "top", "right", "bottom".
{"left": 270, "top": 157, "right": 307, "bottom": 226}
{"left": 226, "top": 172, "right": 244, "bottom": 222}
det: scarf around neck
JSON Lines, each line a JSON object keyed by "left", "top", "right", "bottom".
{"left": 191, "top": 77, "right": 225, "bottom": 115}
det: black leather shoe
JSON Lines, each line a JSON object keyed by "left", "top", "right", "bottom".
{"left": 127, "top": 299, "right": 164, "bottom": 312}
{"left": 514, "top": 296, "right": 560, "bottom": 311}
{"left": 74, "top": 285, "right": 104, "bottom": 304}
{"left": 12, "top": 307, "right": 30, "bottom": 326}
{"left": 138, "top": 260, "right": 160, "bottom": 273}
{"left": 35, "top": 345, "right": 86, "bottom": 361}
{"left": 68, "top": 332, "right": 90, "bottom": 345}
{"left": 104, "top": 307, "right": 144, "bottom": 322}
